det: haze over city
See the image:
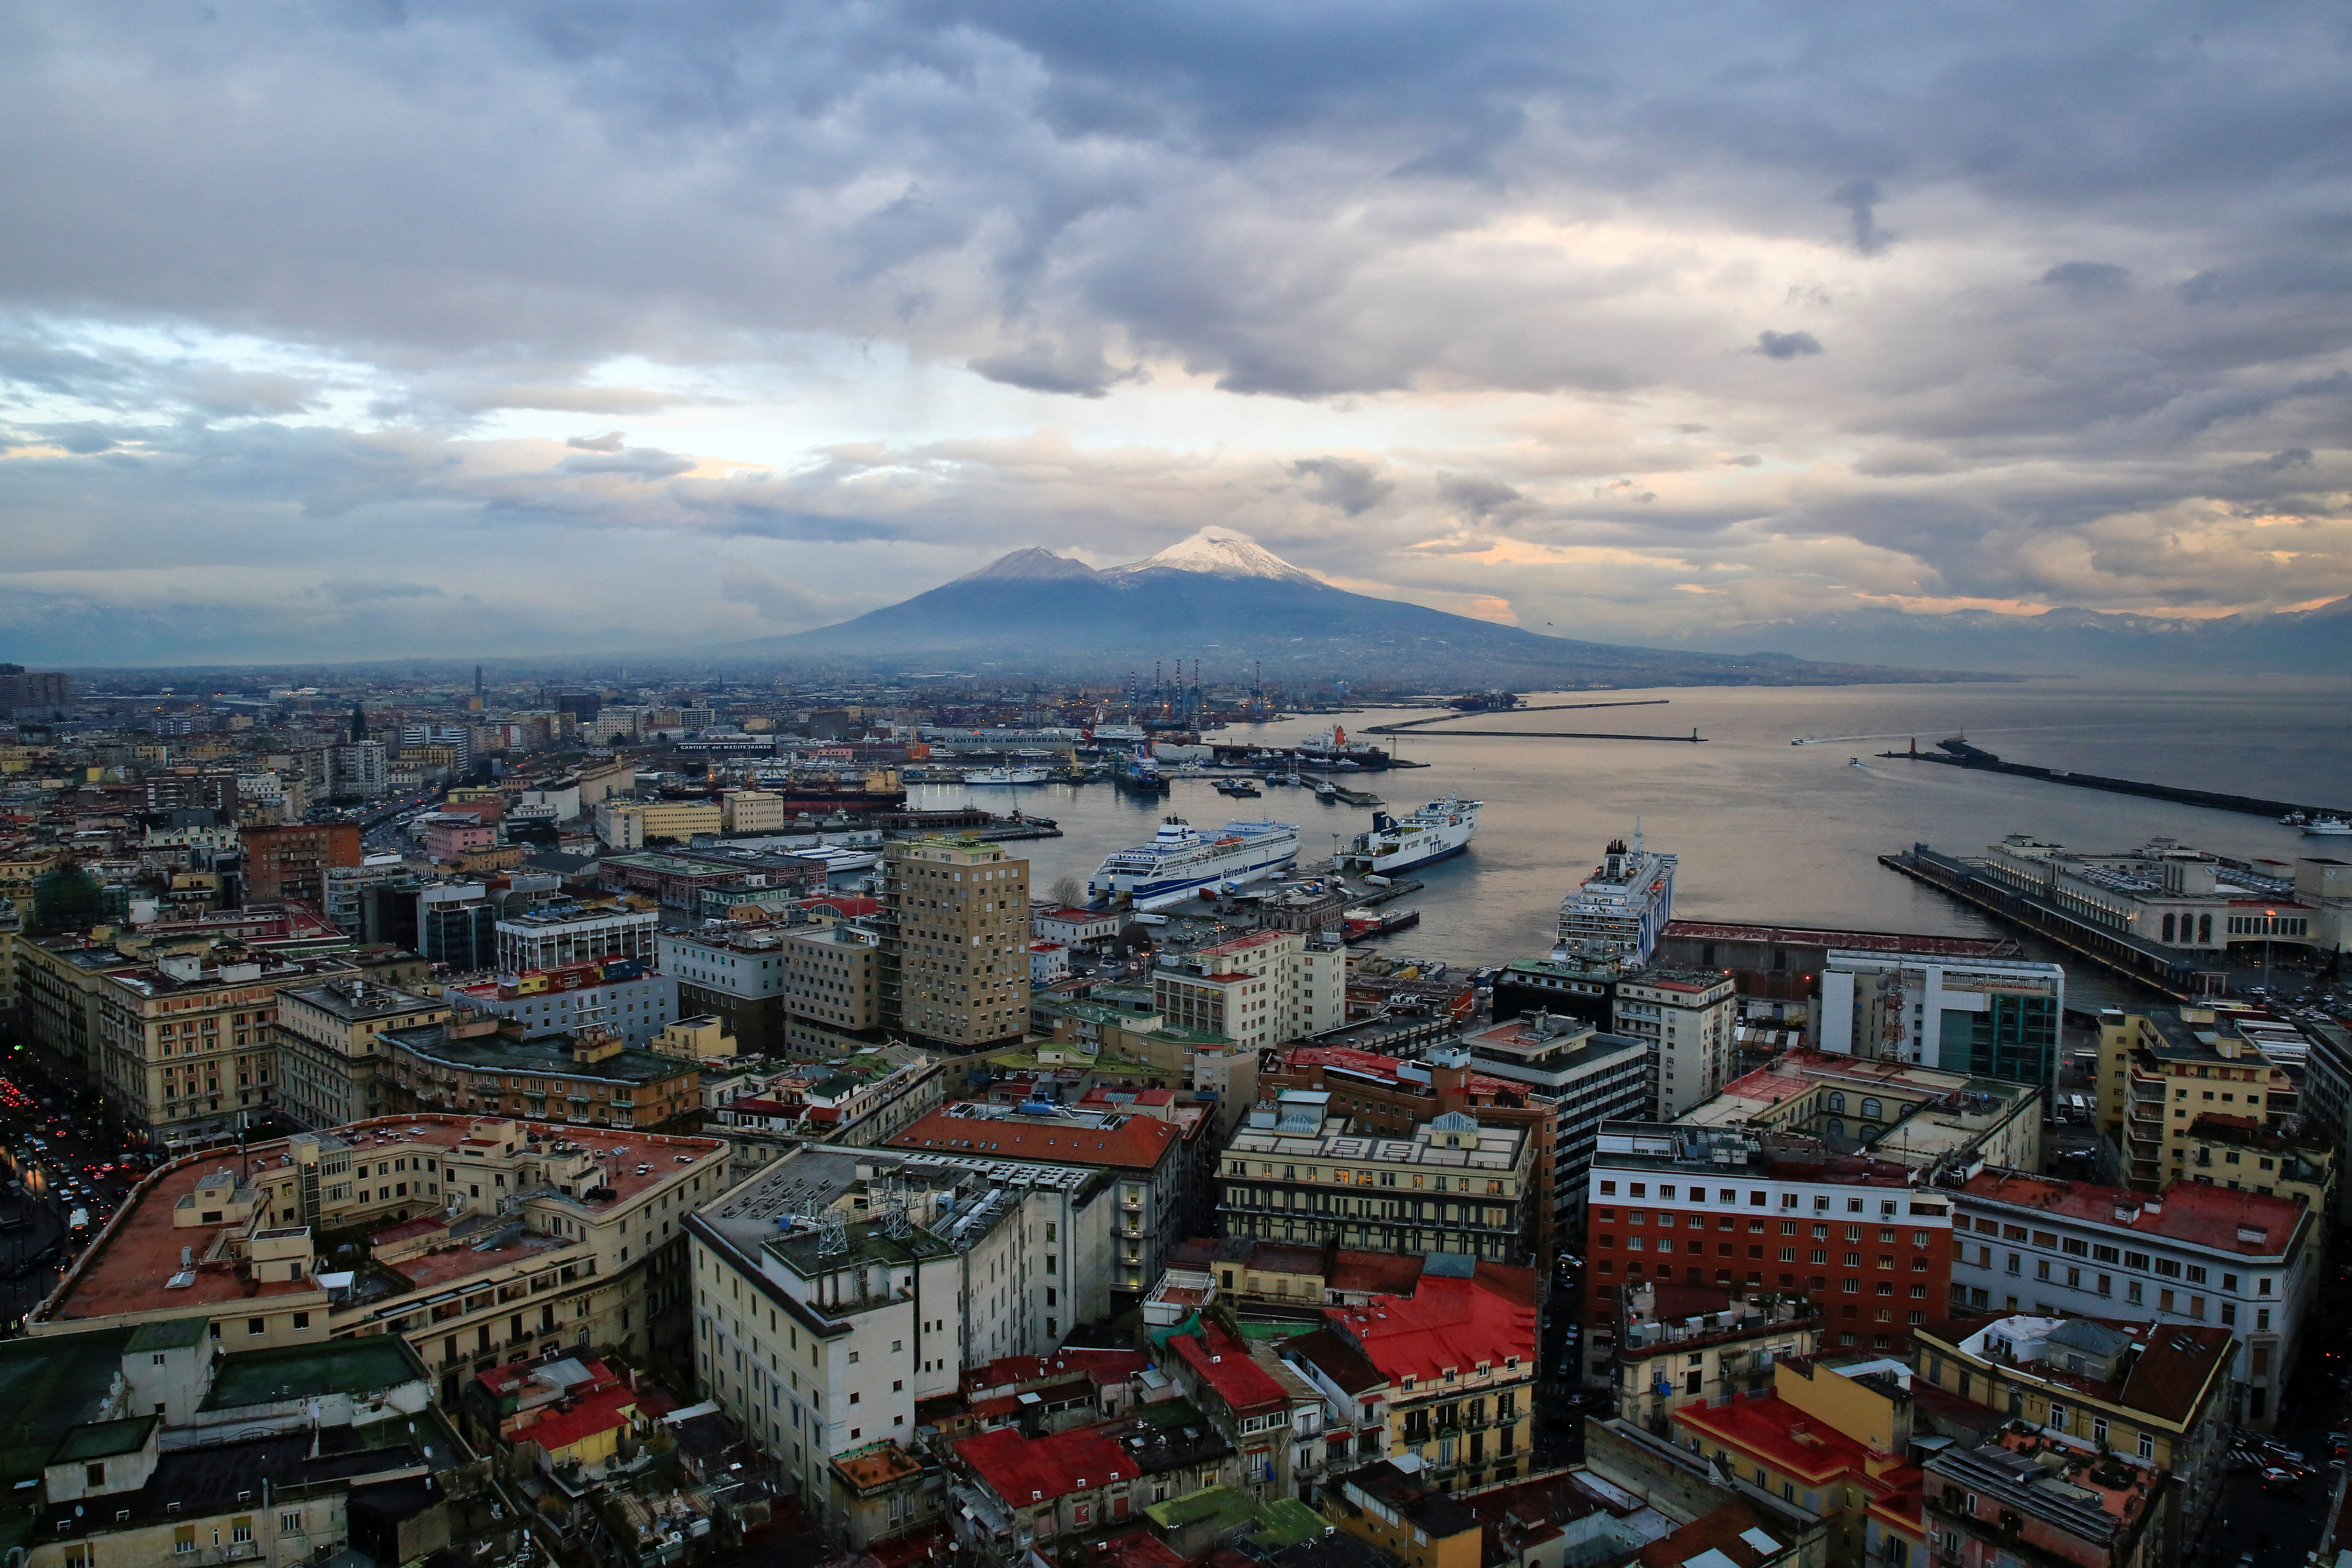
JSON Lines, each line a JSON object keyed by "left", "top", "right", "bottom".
{"left": 4, "top": 0, "right": 2349, "bottom": 667}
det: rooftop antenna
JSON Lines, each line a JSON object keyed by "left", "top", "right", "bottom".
{"left": 816, "top": 1208, "right": 849, "bottom": 1255}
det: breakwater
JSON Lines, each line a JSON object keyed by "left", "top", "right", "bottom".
{"left": 1885, "top": 737, "right": 2349, "bottom": 821}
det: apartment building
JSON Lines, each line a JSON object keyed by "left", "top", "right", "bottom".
{"left": 443, "top": 963, "right": 679, "bottom": 1049}
{"left": 274, "top": 977, "right": 449, "bottom": 1128}
{"left": 28, "top": 1114, "right": 728, "bottom": 1405}
{"left": 879, "top": 837, "right": 1031, "bottom": 1051}
{"left": 374, "top": 1016, "right": 704, "bottom": 1132}
{"left": 1676, "top": 1051, "right": 2046, "bottom": 1177}
{"left": 1951, "top": 1169, "right": 2311, "bottom": 1426}
{"left": 685, "top": 1143, "right": 1128, "bottom": 1533}
{"left": 1609, "top": 1280, "right": 1823, "bottom": 1435}
{"left": 1817, "top": 951, "right": 2065, "bottom": 1095}
{"left": 96, "top": 946, "right": 360, "bottom": 1145}
{"left": 2095, "top": 1005, "right": 2300, "bottom": 1192}
{"left": 18, "top": 935, "right": 144, "bottom": 1090}
{"left": 1922, "top": 1433, "right": 2162, "bottom": 1568}
{"left": 1323, "top": 1263, "right": 1538, "bottom": 1492}
{"left": 592, "top": 799, "right": 724, "bottom": 849}
{"left": 1584, "top": 1122, "right": 1958, "bottom": 1370}
{"left": 1218, "top": 1094, "right": 1539, "bottom": 1264}
{"left": 1910, "top": 1314, "right": 2234, "bottom": 1566}
{"left": 659, "top": 924, "right": 797, "bottom": 1055}
{"left": 1152, "top": 929, "right": 1348, "bottom": 1051}
{"left": 1040, "top": 1001, "right": 1256, "bottom": 1134}
{"left": 1609, "top": 969, "right": 1735, "bottom": 1118}
{"left": 240, "top": 822, "right": 361, "bottom": 906}
{"left": 782, "top": 922, "right": 882, "bottom": 1054}
{"left": 495, "top": 900, "right": 659, "bottom": 973}
{"left": 887, "top": 1099, "right": 1196, "bottom": 1300}
{"left": 1450, "top": 1012, "right": 1649, "bottom": 1238}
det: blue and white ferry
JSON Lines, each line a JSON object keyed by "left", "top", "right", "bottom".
{"left": 1087, "top": 817, "right": 1301, "bottom": 909}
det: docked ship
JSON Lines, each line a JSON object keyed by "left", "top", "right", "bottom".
{"left": 1337, "top": 794, "right": 1479, "bottom": 875}
{"left": 965, "top": 765, "right": 1051, "bottom": 785}
{"left": 752, "top": 768, "right": 909, "bottom": 812}
{"left": 1087, "top": 818, "right": 1302, "bottom": 909}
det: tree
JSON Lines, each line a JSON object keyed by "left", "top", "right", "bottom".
{"left": 1048, "top": 874, "right": 1083, "bottom": 907}
{"left": 30, "top": 864, "right": 105, "bottom": 936}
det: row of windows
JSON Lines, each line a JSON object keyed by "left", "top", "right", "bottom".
{"left": 1594, "top": 1178, "right": 1938, "bottom": 1219}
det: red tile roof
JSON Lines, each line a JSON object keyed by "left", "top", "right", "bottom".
{"left": 887, "top": 1107, "right": 1178, "bottom": 1171}
{"left": 1171, "top": 1320, "right": 1290, "bottom": 1416}
{"left": 1673, "top": 1393, "right": 1922, "bottom": 1503}
{"left": 1326, "top": 1274, "right": 1537, "bottom": 1386}
{"left": 1960, "top": 1169, "right": 2308, "bottom": 1256}
{"left": 516, "top": 1382, "right": 640, "bottom": 1456}
{"left": 964, "top": 1350, "right": 1149, "bottom": 1396}
{"left": 953, "top": 1424, "right": 1139, "bottom": 1506}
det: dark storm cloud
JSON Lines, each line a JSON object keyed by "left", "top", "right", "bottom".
{"left": 1754, "top": 330, "right": 1823, "bottom": 359}
{"left": 1290, "top": 457, "right": 1395, "bottom": 517}
{"left": 1829, "top": 179, "right": 1891, "bottom": 256}
{"left": 2040, "top": 261, "right": 2131, "bottom": 298}
{"left": 5, "top": 0, "right": 2352, "bottom": 656}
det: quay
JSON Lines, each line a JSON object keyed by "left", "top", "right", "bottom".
{"left": 1878, "top": 843, "right": 2194, "bottom": 1000}
{"left": 1398, "top": 728, "right": 1706, "bottom": 742}
{"left": 1884, "top": 736, "right": 2351, "bottom": 822}
{"left": 1365, "top": 698, "right": 1670, "bottom": 734}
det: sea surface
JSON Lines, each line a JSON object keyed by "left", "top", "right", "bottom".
{"left": 902, "top": 676, "right": 2352, "bottom": 1009}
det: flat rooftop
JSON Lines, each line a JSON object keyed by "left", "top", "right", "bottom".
{"left": 1661, "top": 920, "right": 2020, "bottom": 959}
{"left": 1961, "top": 1169, "right": 2309, "bottom": 1259}
{"left": 379, "top": 1023, "right": 697, "bottom": 1084}
{"left": 40, "top": 1116, "right": 724, "bottom": 1325}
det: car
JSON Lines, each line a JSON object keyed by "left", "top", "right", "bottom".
{"left": 2262, "top": 1468, "right": 2301, "bottom": 1494}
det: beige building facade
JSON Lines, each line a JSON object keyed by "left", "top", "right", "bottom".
{"left": 880, "top": 837, "right": 1031, "bottom": 1049}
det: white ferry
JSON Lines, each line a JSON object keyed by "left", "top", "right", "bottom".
{"left": 966, "top": 765, "right": 1051, "bottom": 785}
{"left": 1087, "top": 818, "right": 1301, "bottom": 909}
{"left": 1337, "top": 795, "right": 1479, "bottom": 875}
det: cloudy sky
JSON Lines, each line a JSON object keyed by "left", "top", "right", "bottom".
{"left": 3, "top": 0, "right": 2348, "bottom": 665}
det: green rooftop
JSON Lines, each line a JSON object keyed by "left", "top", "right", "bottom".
{"left": 48, "top": 1416, "right": 156, "bottom": 1465}
{"left": 0, "top": 1327, "right": 135, "bottom": 1485}
{"left": 125, "top": 1317, "right": 207, "bottom": 1352}
{"left": 1147, "top": 1485, "right": 1258, "bottom": 1532}
{"left": 199, "top": 1336, "right": 430, "bottom": 1411}
{"left": 1247, "top": 1497, "right": 1328, "bottom": 1549}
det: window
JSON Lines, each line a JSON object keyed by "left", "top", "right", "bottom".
{"left": 2138, "top": 1431, "right": 2155, "bottom": 1459}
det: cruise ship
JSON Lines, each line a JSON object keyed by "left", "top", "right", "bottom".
{"left": 1337, "top": 794, "right": 1480, "bottom": 875}
{"left": 1556, "top": 830, "right": 1677, "bottom": 964}
{"left": 1087, "top": 818, "right": 1302, "bottom": 909}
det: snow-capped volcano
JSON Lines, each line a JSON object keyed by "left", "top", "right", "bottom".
{"left": 1105, "top": 526, "right": 1316, "bottom": 582}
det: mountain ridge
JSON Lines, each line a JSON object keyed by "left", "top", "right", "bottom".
{"left": 703, "top": 531, "right": 1994, "bottom": 686}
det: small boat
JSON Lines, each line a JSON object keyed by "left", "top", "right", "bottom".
{"left": 1215, "top": 778, "right": 1262, "bottom": 797}
{"left": 1849, "top": 757, "right": 1864, "bottom": 767}
{"left": 2281, "top": 811, "right": 2310, "bottom": 826}
{"left": 1314, "top": 780, "right": 1338, "bottom": 800}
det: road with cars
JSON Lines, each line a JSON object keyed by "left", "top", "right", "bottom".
{"left": 0, "top": 1067, "right": 153, "bottom": 1331}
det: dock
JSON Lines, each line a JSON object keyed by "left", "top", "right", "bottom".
{"left": 1878, "top": 844, "right": 2192, "bottom": 1000}
{"left": 1396, "top": 728, "right": 1707, "bottom": 742}
{"left": 1365, "top": 698, "right": 1670, "bottom": 734}
{"left": 1884, "top": 737, "right": 2350, "bottom": 821}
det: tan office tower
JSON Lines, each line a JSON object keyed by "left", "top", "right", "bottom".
{"left": 880, "top": 836, "right": 1031, "bottom": 1051}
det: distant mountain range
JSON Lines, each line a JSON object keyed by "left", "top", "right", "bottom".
{"left": 1665, "top": 598, "right": 2352, "bottom": 675}
{"left": 704, "top": 527, "right": 1988, "bottom": 687}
